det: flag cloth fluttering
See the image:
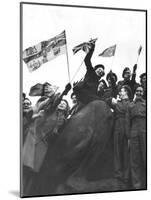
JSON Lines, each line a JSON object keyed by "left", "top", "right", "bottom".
{"left": 23, "top": 31, "right": 67, "bottom": 72}
{"left": 72, "top": 38, "right": 97, "bottom": 55}
{"left": 98, "top": 44, "right": 116, "bottom": 57}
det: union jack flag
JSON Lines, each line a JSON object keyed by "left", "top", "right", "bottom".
{"left": 72, "top": 38, "right": 97, "bottom": 55}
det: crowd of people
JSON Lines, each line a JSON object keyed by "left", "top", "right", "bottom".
{"left": 22, "top": 42, "right": 146, "bottom": 195}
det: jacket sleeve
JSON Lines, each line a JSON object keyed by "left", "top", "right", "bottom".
{"left": 84, "top": 44, "right": 95, "bottom": 71}
{"left": 131, "top": 64, "right": 137, "bottom": 84}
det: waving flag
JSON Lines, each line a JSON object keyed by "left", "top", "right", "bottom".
{"left": 72, "top": 38, "right": 97, "bottom": 54}
{"left": 23, "top": 31, "right": 67, "bottom": 72}
{"left": 98, "top": 45, "right": 116, "bottom": 57}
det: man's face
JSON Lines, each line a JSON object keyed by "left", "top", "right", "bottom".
{"left": 119, "top": 88, "right": 128, "bottom": 100}
{"left": 123, "top": 70, "right": 131, "bottom": 80}
{"left": 95, "top": 67, "right": 104, "bottom": 78}
{"left": 23, "top": 99, "right": 31, "bottom": 112}
{"left": 135, "top": 86, "right": 144, "bottom": 99}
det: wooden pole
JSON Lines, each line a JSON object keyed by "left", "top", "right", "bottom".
{"left": 65, "top": 31, "right": 71, "bottom": 83}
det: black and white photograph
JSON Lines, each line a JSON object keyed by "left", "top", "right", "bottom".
{"left": 20, "top": 2, "right": 147, "bottom": 198}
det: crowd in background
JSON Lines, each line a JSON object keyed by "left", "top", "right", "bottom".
{"left": 22, "top": 42, "right": 146, "bottom": 194}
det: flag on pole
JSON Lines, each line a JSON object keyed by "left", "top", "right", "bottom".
{"left": 72, "top": 38, "right": 97, "bottom": 54}
{"left": 23, "top": 31, "right": 67, "bottom": 72}
{"left": 98, "top": 45, "right": 116, "bottom": 57}
{"left": 138, "top": 45, "right": 142, "bottom": 56}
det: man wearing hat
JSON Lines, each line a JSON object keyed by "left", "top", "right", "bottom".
{"left": 97, "top": 79, "right": 108, "bottom": 98}
{"left": 103, "top": 70, "right": 118, "bottom": 99}
{"left": 117, "top": 65, "right": 139, "bottom": 99}
{"left": 73, "top": 42, "right": 105, "bottom": 105}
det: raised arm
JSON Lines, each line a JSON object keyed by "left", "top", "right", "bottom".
{"left": 52, "top": 83, "right": 72, "bottom": 108}
{"left": 131, "top": 64, "right": 137, "bottom": 83}
{"left": 84, "top": 43, "right": 95, "bottom": 71}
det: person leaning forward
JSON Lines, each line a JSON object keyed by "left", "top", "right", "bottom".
{"left": 73, "top": 42, "right": 105, "bottom": 105}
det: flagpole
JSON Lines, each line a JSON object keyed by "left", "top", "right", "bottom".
{"left": 136, "top": 45, "right": 142, "bottom": 64}
{"left": 64, "top": 31, "right": 71, "bottom": 83}
{"left": 136, "top": 54, "right": 140, "bottom": 64}
{"left": 71, "top": 59, "right": 84, "bottom": 83}
{"left": 111, "top": 44, "right": 117, "bottom": 70}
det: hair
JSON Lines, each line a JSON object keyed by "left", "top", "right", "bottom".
{"left": 122, "top": 67, "right": 131, "bottom": 78}
{"left": 24, "top": 98, "right": 32, "bottom": 105}
{"left": 22, "top": 93, "right": 26, "bottom": 100}
{"left": 94, "top": 64, "right": 105, "bottom": 71}
{"left": 139, "top": 73, "right": 146, "bottom": 80}
{"left": 106, "top": 72, "right": 117, "bottom": 83}
{"left": 134, "top": 85, "right": 144, "bottom": 93}
{"left": 98, "top": 79, "right": 107, "bottom": 89}
{"left": 121, "top": 85, "right": 132, "bottom": 99}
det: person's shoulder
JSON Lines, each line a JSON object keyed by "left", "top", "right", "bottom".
{"left": 117, "top": 80, "right": 124, "bottom": 85}
{"left": 129, "top": 101, "right": 135, "bottom": 108}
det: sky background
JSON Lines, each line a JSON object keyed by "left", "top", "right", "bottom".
{"left": 22, "top": 4, "right": 146, "bottom": 106}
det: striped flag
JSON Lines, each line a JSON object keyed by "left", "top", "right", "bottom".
{"left": 23, "top": 31, "right": 67, "bottom": 72}
{"left": 98, "top": 45, "right": 116, "bottom": 57}
{"left": 72, "top": 38, "right": 97, "bottom": 54}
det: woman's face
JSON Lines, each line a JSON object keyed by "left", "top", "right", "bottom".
{"left": 58, "top": 100, "right": 68, "bottom": 110}
{"left": 135, "top": 86, "right": 144, "bottom": 98}
{"left": 141, "top": 75, "right": 146, "bottom": 88}
{"left": 119, "top": 88, "right": 127, "bottom": 99}
{"left": 23, "top": 99, "right": 31, "bottom": 111}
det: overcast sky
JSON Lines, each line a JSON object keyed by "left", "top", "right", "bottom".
{"left": 22, "top": 4, "right": 146, "bottom": 105}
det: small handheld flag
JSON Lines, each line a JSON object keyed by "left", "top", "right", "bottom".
{"left": 98, "top": 45, "right": 116, "bottom": 57}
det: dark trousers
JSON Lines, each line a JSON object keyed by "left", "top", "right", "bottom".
{"left": 130, "top": 134, "right": 146, "bottom": 189}
{"left": 114, "top": 129, "right": 129, "bottom": 182}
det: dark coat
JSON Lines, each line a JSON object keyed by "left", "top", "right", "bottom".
{"left": 107, "top": 98, "right": 131, "bottom": 180}
{"left": 128, "top": 98, "right": 146, "bottom": 137}
{"left": 128, "top": 98, "right": 146, "bottom": 189}
{"left": 73, "top": 47, "right": 100, "bottom": 104}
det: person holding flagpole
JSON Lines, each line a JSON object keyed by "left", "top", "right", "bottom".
{"left": 117, "top": 46, "right": 143, "bottom": 99}
{"left": 73, "top": 42, "right": 105, "bottom": 105}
